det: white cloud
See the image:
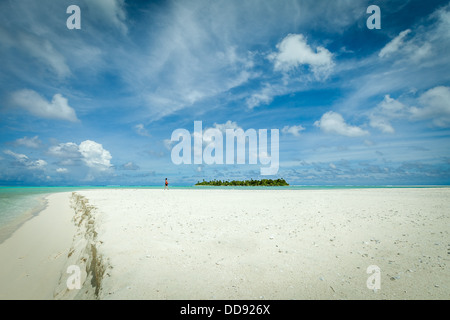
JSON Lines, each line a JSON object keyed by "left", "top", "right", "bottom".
{"left": 183, "top": 121, "right": 235, "bottom": 149}
{"left": 123, "top": 3, "right": 258, "bottom": 121}
{"left": 88, "top": 0, "right": 128, "bottom": 34}
{"left": 212, "top": 120, "right": 241, "bottom": 132}
{"left": 412, "top": 86, "right": 450, "bottom": 127}
{"left": 379, "top": 28, "right": 433, "bottom": 63}
{"left": 379, "top": 29, "right": 411, "bottom": 58}
{"left": 314, "top": 111, "right": 369, "bottom": 137}
{"left": 0, "top": 0, "right": 129, "bottom": 83}
{"left": 410, "top": 42, "right": 432, "bottom": 62}
{"left": 121, "top": 162, "right": 140, "bottom": 170}
{"left": 134, "top": 124, "right": 150, "bottom": 137}
{"left": 282, "top": 125, "right": 305, "bottom": 136}
{"left": 367, "top": 87, "right": 450, "bottom": 132}
{"left": 246, "top": 85, "right": 275, "bottom": 109}
{"left": 369, "top": 116, "right": 395, "bottom": 134}
{"left": 0, "top": 1, "right": 361, "bottom": 124}
{"left": 32, "top": 159, "right": 47, "bottom": 169}
{"left": 11, "top": 89, "right": 79, "bottom": 122}
{"left": 48, "top": 142, "right": 81, "bottom": 159}
{"left": 56, "top": 168, "right": 68, "bottom": 173}
{"left": 336, "top": 4, "right": 450, "bottom": 117}
{"left": 246, "top": 34, "right": 335, "bottom": 110}
{"left": 14, "top": 136, "right": 42, "bottom": 148}
{"left": 79, "top": 140, "right": 112, "bottom": 171}
{"left": 49, "top": 140, "right": 113, "bottom": 171}
{"left": 163, "top": 139, "right": 174, "bottom": 151}
{"left": 117, "top": 0, "right": 366, "bottom": 121}
{"left": 431, "top": 4, "right": 450, "bottom": 40}
{"left": 4, "top": 150, "right": 28, "bottom": 162}
{"left": 269, "top": 34, "right": 334, "bottom": 78}
{"left": 369, "top": 95, "right": 408, "bottom": 133}
{"left": 200, "top": 121, "right": 244, "bottom": 145}
{"left": 3, "top": 149, "right": 47, "bottom": 170}
{"left": 17, "top": 33, "right": 71, "bottom": 78}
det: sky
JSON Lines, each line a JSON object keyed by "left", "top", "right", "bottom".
{"left": 1, "top": 0, "right": 450, "bottom": 186}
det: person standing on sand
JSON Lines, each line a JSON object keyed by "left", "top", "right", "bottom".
{"left": 165, "top": 178, "right": 169, "bottom": 190}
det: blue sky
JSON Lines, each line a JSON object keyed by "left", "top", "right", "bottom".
{"left": 1, "top": 0, "right": 450, "bottom": 186}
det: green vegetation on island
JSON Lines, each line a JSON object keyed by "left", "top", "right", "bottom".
{"left": 195, "top": 178, "right": 289, "bottom": 187}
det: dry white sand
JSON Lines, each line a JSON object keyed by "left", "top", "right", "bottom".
{"left": 64, "top": 188, "right": 450, "bottom": 300}
{"left": 1, "top": 188, "right": 449, "bottom": 300}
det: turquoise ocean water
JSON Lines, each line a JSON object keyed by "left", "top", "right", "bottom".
{"left": 0, "top": 185, "right": 447, "bottom": 243}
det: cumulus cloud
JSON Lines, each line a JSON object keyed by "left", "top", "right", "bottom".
{"left": 369, "top": 95, "right": 408, "bottom": 133}
{"left": 282, "top": 125, "right": 305, "bottom": 136}
{"left": 269, "top": 34, "right": 334, "bottom": 78}
{"left": 14, "top": 136, "right": 42, "bottom": 148}
{"left": 412, "top": 86, "right": 450, "bottom": 127}
{"left": 56, "top": 168, "right": 68, "bottom": 173}
{"left": 79, "top": 140, "right": 112, "bottom": 171}
{"left": 368, "top": 87, "right": 450, "bottom": 132}
{"left": 10, "top": 89, "right": 79, "bottom": 122}
{"left": 246, "top": 34, "right": 334, "bottom": 110}
{"left": 314, "top": 111, "right": 369, "bottom": 137}
{"left": 49, "top": 140, "right": 113, "bottom": 171}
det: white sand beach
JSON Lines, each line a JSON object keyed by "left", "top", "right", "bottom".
{"left": 0, "top": 188, "right": 449, "bottom": 300}
{"left": 0, "top": 192, "right": 76, "bottom": 299}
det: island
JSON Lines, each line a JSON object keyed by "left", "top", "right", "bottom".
{"left": 195, "top": 178, "right": 289, "bottom": 186}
